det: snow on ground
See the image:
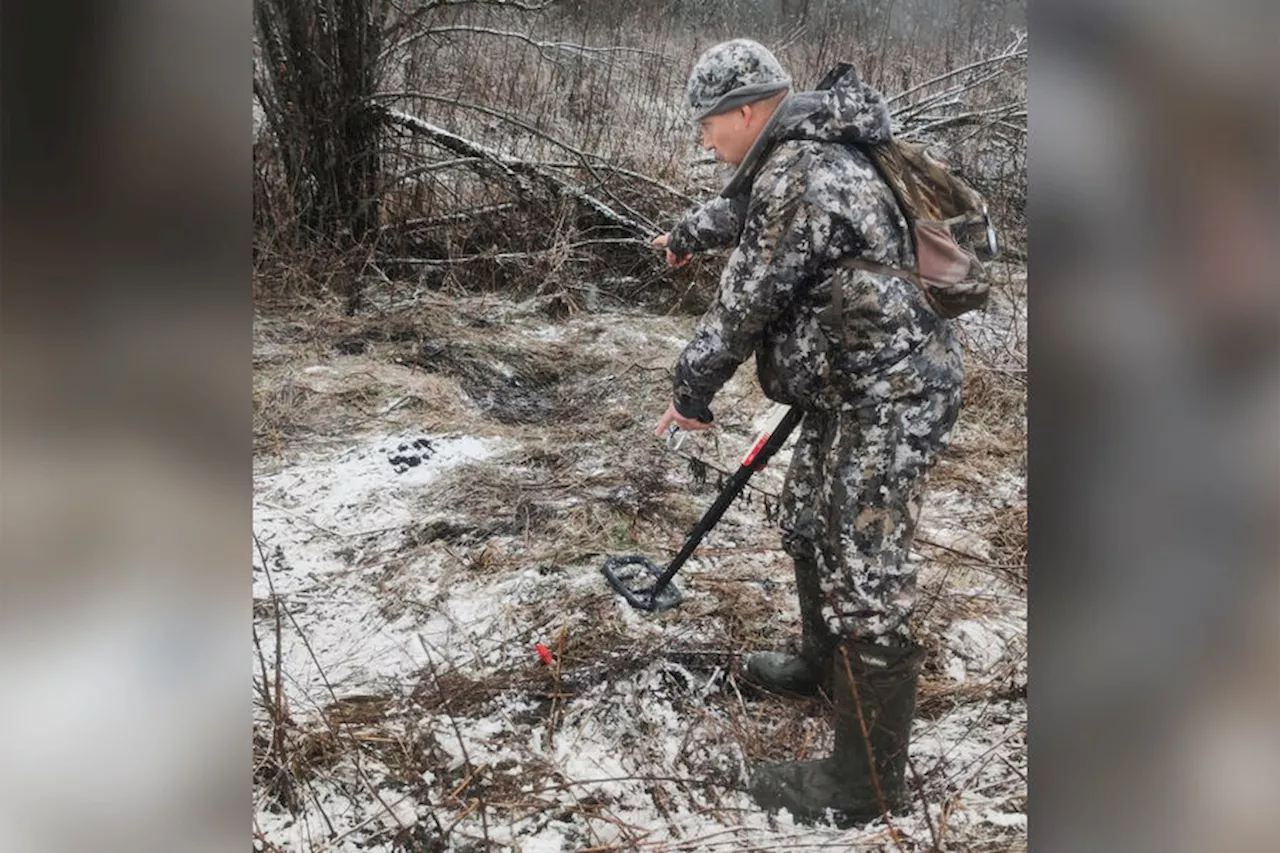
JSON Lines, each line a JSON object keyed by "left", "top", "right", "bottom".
{"left": 255, "top": 432, "right": 510, "bottom": 707}
{"left": 253, "top": 288, "right": 1027, "bottom": 852}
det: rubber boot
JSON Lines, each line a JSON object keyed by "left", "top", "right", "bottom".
{"left": 744, "top": 555, "right": 834, "bottom": 696}
{"left": 749, "top": 639, "right": 924, "bottom": 827}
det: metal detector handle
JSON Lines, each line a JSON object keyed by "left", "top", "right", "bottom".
{"left": 644, "top": 405, "right": 804, "bottom": 604}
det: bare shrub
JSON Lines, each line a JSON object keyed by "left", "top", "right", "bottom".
{"left": 255, "top": 1, "right": 1026, "bottom": 307}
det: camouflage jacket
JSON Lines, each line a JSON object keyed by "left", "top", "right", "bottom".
{"left": 669, "top": 77, "right": 963, "bottom": 417}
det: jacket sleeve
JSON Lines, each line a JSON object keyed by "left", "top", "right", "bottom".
{"left": 665, "top": 193, "right": 750, "bottom": 257}
{"left": 671, "top": 149, "right": 839, "bottom": 419}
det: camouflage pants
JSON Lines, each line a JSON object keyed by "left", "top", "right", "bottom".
{"left": 779, "top": 390, "right": 961, "bottom": 646}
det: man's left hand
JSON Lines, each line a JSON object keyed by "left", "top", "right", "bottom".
{"left": 651, "top": 233, "right": 692, "bottom": 268}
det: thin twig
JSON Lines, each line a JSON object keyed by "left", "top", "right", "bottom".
{"left": 418, "top": 636, "right": 493, "bottom": 850}
{"left": 388, "top": 24, "right": 668, "bottom": 64}
{"left": 840, "top": 645, "right": 909, "bottom": 853}
{"left": 908, "top": 755, "right": 943, "bottom": 852}
{"left": 910, "top": 108, "right": 1027, "bottom": 138}
{"left": 887, "top": 39, "right": 1027, "bottom": 106}
{"left": 309, "top": 791, "right": 421, "bottom": 853}
{"left": 380, "top": 202, "right": 517, "bottom": 232}
{"left": 383, "top": 235, "right": 652, "bottom": 267}
{"left": 548, "top": 618, "right": 569, "bottom": 749}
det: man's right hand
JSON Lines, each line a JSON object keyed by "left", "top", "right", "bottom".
{"left": 651, "top": 233, "right": 692, "bottom": 268}
{"left": 654, "top": 402, "right": 713, "bottom": 438}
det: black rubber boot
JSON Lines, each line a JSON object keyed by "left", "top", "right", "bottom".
{"left": 744, "top": 555, "right": 834, "bottom": 696}
{"left": 749, "top": 639, "right": 924, "bottom": 827}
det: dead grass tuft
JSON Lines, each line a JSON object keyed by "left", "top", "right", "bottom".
{"left": 964, "top": 364, "right": 1025, "bottom": 428}
{"left": 412, "top": 668, "right": 519, "bottom": 718}
{"left": 983, "top": 503, "right": 1028, "bottom": 581}
{"left": 731, "top": 689, "right": 832, "bottom": 764}
{"left": 323, "top": 694, "right": 396, "bottom": 727}
{"left": 253, "top": 379, "right": 324, "bottom": 451}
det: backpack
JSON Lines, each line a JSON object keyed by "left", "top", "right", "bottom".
{"left": 819, "top": 62, "right": 1001, "bottom": 319}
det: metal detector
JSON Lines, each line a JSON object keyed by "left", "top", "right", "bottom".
{"left": 601, "top": 405, "right": 802, "bottom": 612}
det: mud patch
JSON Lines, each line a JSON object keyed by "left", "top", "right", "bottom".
{"left": 399, "top": 517, "right": 510, "bottom": 547}
{"left": 407, "top": 340, "right": 561, "bottom": 424}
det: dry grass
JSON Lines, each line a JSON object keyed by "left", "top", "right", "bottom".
{"left": 253, "top": 255, "right": 1026, "bottom": 848}
{"left": 983, "top": 503, "right": 1028, "bottom": 577}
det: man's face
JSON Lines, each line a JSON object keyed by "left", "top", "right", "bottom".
{"left": 699, "top": 108, "right": 754, "bottom": 165}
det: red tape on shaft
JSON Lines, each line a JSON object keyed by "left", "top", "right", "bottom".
{"left": 742, "top": 432, "right": 770, "bottom": 467}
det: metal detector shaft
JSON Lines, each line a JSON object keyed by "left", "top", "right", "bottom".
{"left": 644, "top": 405, "right": 804, "bottom": 602}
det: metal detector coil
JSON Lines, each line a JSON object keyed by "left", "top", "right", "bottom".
{"left": 601, "top": 555, "right": 684, "bottom": 612}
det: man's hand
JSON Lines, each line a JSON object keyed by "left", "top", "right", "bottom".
{"left": 651, "top": 233, "right": 692, "bottom": 268}
{"left": 654, "top": 402, "right": 713, "bottom": 438}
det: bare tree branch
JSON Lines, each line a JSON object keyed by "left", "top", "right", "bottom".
{"left": 393, "top": 0, "right": 553, "bottom": 14}
{"left": 382, "top": 107, "right": 658, "bottom": 238}
{"left": 887, "top": 39, "right": 1027, "bottom": 107}
{"left": 384, "top": 108, "right": 532, "bottom": 185}
{"left": 383, "top": 0, "right": 555, "bottom": 44}
{"left": 376, "top": 89, "right": 687, "bottom": 212}
{"left": 904, "top": 107, "right": 1027, "bottom": 140}
{"left": 384, "top": 24, "right": 668, "bottom": 63}
{"left": 387, "top": 156, "right": 486, "bottom": 183}
{"left": 892, "top": 66, "right": 1019, "bottom": 128}
{"left": 379, "top": 202, "right": 518, "bottom": 232}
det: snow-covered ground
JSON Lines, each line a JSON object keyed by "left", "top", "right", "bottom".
{"left": 253, "top": 281, "right": 1027, "bottom": 852}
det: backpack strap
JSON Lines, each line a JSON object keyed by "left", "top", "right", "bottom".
{"left": 839, "top": 257, "right": 914, "bottom": 280}
{"left": 923, "top": 211, "right": 986, "bottom": 229}
{"left": 837, "top": 143, "right": 954, "bottom": 321}
{"left": 823, "top": 258, "right": 942, "bottom": 352}
{"left": 895, "top": 148, "right": 929, "bottom": 231}
{"left": 838, "top": 257, "right": 947, "bottom": 318}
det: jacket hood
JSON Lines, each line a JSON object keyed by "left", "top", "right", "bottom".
{"left": 721, "top": 67, "right": 892, "bottom": 198}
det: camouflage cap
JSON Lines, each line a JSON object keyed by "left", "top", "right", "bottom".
{"left": 687, "top": 39, "right": 792, "bottom": 121}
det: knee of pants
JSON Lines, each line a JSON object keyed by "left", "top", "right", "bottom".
{"left": 781, "top": 509, "right": 819, "bottom": 560}
{"left": 782, "top": 531, "right": 814, "bottom": 561}
{"left": 823, "top": 607, "right": 915, "bottom": 646}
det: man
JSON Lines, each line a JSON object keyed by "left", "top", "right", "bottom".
{"left": 651, "top": 39, "right": 964, "bottom": 825}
